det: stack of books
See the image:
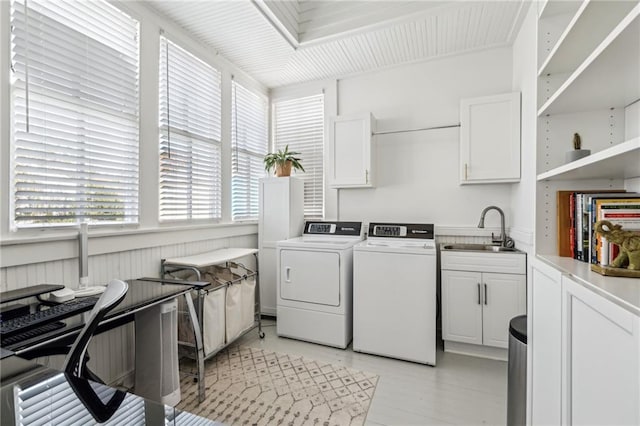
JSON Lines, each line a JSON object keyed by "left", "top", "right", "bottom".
{"left": 557, "top": 190, "right": 640, "bottom": 267}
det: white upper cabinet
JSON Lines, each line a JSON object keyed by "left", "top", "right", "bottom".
{"left": 328, "top": 113, "right": 375, "bottom": 188}
{"left": 459, "top": 92, "right": 521, "bottom": 184}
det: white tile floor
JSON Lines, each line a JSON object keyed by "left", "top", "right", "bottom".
{"left": 235, "top": 319, "right": 508, "bottom": 426}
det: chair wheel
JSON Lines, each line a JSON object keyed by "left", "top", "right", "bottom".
{"left": 259, "top": 331, "right": 265, "bottom": 339}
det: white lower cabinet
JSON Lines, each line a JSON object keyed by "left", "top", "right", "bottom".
{"left": 441, "top": 250, "right": 526, "bottom": 359}
{"left": 562, "top": 276, "right": 639, "bottom": 426}
{"left": 443, "top": 271, "right": 526, "bottom": 349}
{"left": 529, "top": 259, "right": 562, "bottom": 426}
{"left": 529, "top": 258, "right": 640, "bottom": 426}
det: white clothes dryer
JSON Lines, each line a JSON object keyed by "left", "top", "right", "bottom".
{"left": 353, "top": 223, "right": 437, "bottom": 365}
{"left": 276, "top": 221, "right": 364, "bottom": 348}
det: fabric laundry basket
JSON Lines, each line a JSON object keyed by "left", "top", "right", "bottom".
{"left": 240, "top": 274, "right": 256, "bottom": 331}
{"left": 172, "top": 268, "right": 227, "bottom": 355}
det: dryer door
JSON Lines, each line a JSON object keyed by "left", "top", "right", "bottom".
{"left": 280, "top": 249, "right": 340, "bottom": 306}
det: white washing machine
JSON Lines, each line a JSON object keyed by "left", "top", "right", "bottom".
{"left": 353, "top": 223, "right": 437, "bottom": 365}
{"left": 277, "top": 221, "right": 364, "bottom": 348}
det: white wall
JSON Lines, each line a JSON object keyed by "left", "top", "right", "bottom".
{"left": 510, "top": 2, "right": 537, "bottom": 253}
{"left": 334, "top": 47, "right": 516, "bottom": 235}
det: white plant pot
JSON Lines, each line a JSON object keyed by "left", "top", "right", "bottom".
{"left": 565, "top": 149, "right": 590, "bottom": 163}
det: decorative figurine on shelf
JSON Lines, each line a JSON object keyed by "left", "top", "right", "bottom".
{"left": 594, "top": 220, "right": 640, "bottom": 270}
{"left": 565, "top": 132, "right": 591, "bottom": 163}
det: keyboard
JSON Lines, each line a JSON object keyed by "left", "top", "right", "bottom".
{"left": 1, "top": 321, "right": 66, "bottom": 346}
{"left": 0, "top": 297, "right": 98, "bottom": 339}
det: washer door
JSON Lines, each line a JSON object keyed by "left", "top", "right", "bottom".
{"left": 280, "top": 249, "right": 340, "bottom": 306}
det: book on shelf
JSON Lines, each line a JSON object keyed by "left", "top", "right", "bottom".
{"left": 555, "top": 189, "right": 625, "bottom": 260}
{"left": 586, "top": 193, "right": 640, "bottom": 264}
{"left": 576, "top": 190, "right": 624, "bottom": 261}
{"left": 556, "top": 191, "right": 575, "bottom": 258}
{"left": 592, "top": 198, "right": 640, "bottom": 266}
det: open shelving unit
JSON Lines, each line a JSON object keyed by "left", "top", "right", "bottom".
{"left": 535, "top": 0, "right": 640, "bottom": 279}
{"left": 538, "top": 6, "right": 640, "bottom": 116}
{"left": 537, "top": 137, "right": 640, "bottom": 181}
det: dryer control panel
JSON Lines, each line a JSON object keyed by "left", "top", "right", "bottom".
{"left": 304, "top": 221, "right": 362, "bottom": 236}
{"left": 368, "top": 223, "right": 434, "bottom": 240}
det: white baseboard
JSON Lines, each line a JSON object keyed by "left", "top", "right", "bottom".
{"left": 444, "top": 341, "right": 507, "bottom": 361}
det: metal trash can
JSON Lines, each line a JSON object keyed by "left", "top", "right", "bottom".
{"left": 507, "top": 315, "right": 527, "bottom": 426}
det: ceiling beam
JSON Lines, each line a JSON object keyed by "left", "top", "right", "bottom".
{"left": 251, "top": 0, "right": 300, "bottom": 50}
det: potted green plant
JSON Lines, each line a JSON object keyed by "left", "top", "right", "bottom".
{"left": 263, "top": 145, "right": 305, "bottom": 177}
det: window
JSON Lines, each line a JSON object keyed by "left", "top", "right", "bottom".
{"left": 231, "top": 81, "right": 268, "bottom": 221}
{"left": 159, "top": 37, "right": 222, "bottom": 221}
{"left": 9, "top": 0, "right": 140, "bottom": 228}
{"left": 272, "top": 94, "right": 325, "bottom": 219}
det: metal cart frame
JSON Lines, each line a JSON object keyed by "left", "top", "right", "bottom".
{"left": 160, "top": 248, "right": 264, "bottom": 403}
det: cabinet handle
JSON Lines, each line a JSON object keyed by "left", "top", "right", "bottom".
{"left": 285, "top": 267, "right": 291, "bottom": 283}
{"left": 477, "top": 283, "right": 481, "bottom": 305}
{"left": 366, "top": 169, "right": 369, "bottom": 184}
{"left": 464, "top": 163, "right": 468, "bottom": 180}
{"left": 484, "top": 283, "right": 488, "bottom": 305}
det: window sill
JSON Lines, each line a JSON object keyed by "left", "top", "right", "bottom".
{"left": 0, "top": 221, "right": 258, "bottom": 268}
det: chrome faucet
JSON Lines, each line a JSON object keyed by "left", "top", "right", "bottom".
{"left": 478, "top": 206, "right": 507, "bottom": 247}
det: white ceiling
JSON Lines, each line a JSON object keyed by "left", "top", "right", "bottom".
{"left": 145, "top": 1, "right": 530, "bottom": 88}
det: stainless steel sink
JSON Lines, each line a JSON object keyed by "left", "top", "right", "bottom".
{"left": 441, "top": 243, "right": 520, "bottom": 253}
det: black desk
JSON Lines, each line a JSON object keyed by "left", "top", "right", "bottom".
{"left": 2, "top": 278, "right": 204, "bottom": 356}
{"left": 0, "top": 355, "right": 220, "bottom": 425}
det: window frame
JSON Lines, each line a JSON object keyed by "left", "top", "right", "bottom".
{"left": 231, "top": 78, "right": 269, "bottom": 222}
{"left": 158, "top": 35, "right": 223, "bottom": 223}
{"left": 8, "top": 0, "right": 141, "bottom": 230}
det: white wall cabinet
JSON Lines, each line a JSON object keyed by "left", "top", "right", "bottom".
{"left": 328, "top": 113, "right": 375, "bottom": 188}
{"left": 459, "top": 92, "right": 521, "bottom": 184}
{"left": 258, "top": 177, "right": 304, "bottom": 316}
{"left": 441, "top": 250, "right": 526, "bottom": 359}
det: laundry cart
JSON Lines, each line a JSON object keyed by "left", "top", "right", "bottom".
{"left": 161, "top": 248, "right": 264, "bottom": 402}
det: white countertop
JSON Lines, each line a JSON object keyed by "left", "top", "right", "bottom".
{"left": 538, "top": 255, "right": 640, "bottom": 316}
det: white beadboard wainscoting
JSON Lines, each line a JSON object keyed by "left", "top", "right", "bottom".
{"left": 1, "top": 226, "right": 521, "bottom": 388}
{"left": 1, "top": 229, "right": 258, "bottom": 386}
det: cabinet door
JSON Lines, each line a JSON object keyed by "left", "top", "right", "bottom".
{"left": 259, "top": 178, "right": 291, "bottom": 243}
{"left": 328, "top": 113, "right": 375, "bottom": 188}
{"left": 442, "top": 270, "right": 483, "bottom": 345}
{"left": 481, "top": 273, "right": 526, "bottom": 348}
{"left": 529, "top": 260, "right": 563, "bottom": 426}
{"left": 258, "top": 247, "right": 277, "bottom": 316}
{"left": 562, "top": 277, "right": 639, "bottom": 426}
{"left": 460, "top": 92, "right": 520, "bottom": 184}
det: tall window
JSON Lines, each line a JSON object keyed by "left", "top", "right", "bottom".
{"left": 272, "top": 94, "right": 325, "bottom": 219}
{"left": 159, "top": 37, "right": 222, "bottom": 221}
{"left": 231, "top": 81, "right": 268, "bottom": 221}
{"left": 9, "top": 0, "right": 140, "bottom": 228}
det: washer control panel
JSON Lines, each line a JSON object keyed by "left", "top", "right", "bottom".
{"left": 369, "top": 223, "right": 434, "bottom": 240}
{"left": 304, "top": 221, "right": 363, "bottom": 236}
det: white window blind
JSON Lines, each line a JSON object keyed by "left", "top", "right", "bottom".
{"left": 272, "top": 94, "right": 325, "bottom": 219}
{"left": 159, "top": 36, "right": 222, "bottom": 221}
{"left": 9, "top": 0, "right": 140, "bottom": 228}
{"left": 16, "top": 373, "right": 145, "bottom": 425}
{"left": 231, "top": 80, "right": 268, "bottom": 221}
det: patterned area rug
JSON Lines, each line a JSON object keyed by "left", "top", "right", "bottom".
{"left": 177, "top": 346, "right": 379, "bottom": 426}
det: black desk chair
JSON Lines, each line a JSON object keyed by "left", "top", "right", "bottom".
{"left": 25, "top": 279, "right": 128, "bottom": 382}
